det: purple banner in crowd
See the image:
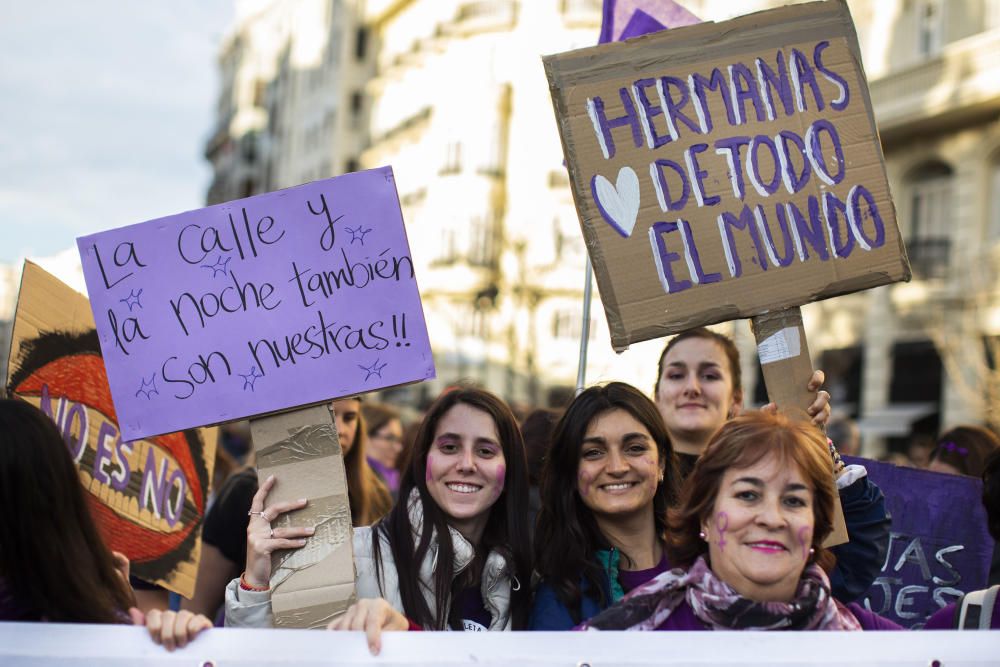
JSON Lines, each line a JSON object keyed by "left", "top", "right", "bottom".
{"left": 845, "top": 456, "right": 995, "bottom": 628}
{"left": 78, "top": 168, "right": 435, "bottom": 441}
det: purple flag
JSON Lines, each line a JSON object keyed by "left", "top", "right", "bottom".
{"left": 599, "top": 0, "right": 701, "bottom": 44}
{"left": 845, "top": 456, "right": 995, "bottom": 628}
{"left": 77, "top": 167, "right": 435, "bottom": 441}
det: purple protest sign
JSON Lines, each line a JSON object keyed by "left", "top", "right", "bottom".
{"left": 845, "top": 456, "right": 995, "bottom": 628}
{"left": 77, "top": 167, "right": 435, "bottom": 441}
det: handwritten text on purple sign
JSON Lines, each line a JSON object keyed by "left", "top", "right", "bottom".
{"left": 78, "top": 168, "right": 434, "bottom": 440}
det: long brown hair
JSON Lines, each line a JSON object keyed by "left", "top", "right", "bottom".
{"left": 667, "top": 411, "right": 836, "bottom": 571}
{"left": 372, "top": 388, "right": 532, "bottom": 629}
{"left": 0, "top": 399, "right": 135, "bottom": 622}
{"left": 341, "top": 402, "right": 392, "bottom": 525}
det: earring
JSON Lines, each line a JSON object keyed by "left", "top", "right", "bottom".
{"left": 658, "top": 470, "right": 665, "bottom": 482}
{"left": 809, "top": 547, "right": 815, "bottom": 555}
{"left": 699, "top": 530, "right": 707, "bottom": 541}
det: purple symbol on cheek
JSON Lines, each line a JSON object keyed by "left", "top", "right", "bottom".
{"left": 425, "top": 456, "right": 434, "bottom": 483}
{"left": 797, "top": 526, "right": 811, "bottom": 561}
{"left": 716, "top": 512, "right": 730, "bottom": 550}
{"left": 578, "top": 470, "right": 591, "bottom": 496}
{"left": 494, "top": 464, "right": 506, "bottom": 499}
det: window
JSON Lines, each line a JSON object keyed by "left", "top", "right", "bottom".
{"left": 916, "top": 0, "right": 943, "bottom": 58}
{"left": 906, "top": 161, "right": 953, "bottom": 279}
{"left": 551, "top": 309, "right": 595, "bottom": 340}
{"left": 469, "top": 214, "right": 497, "bottom": 267}
{"left": 355, "top": 27, "right": 369, "bottom": 61}
{"left": 989, "top": 157, "right": 1000, "bottom": 242}
{"left": 890, "top": 341, "right": 942, "bottom": 404}
{"left": 441, "top": 141, "right": 462, "bottom": 174}
{"left": 349, "top": 91, "right": 364, "bottom": 129}
{"left": 553, "top": 215, "right": 584, "bottom": 261}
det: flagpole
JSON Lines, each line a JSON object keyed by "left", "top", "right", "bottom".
{"left": 575, "top": 256, "right": 593, "bottom": 395}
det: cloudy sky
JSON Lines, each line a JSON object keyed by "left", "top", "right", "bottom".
{"left": 0, "top": 1, "right": 234, "bottom": 264}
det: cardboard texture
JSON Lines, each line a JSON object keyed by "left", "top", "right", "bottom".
{"left": 250, "top": 404, "right": 355, "bottom": 629}
{"left": 76, "top": 167, "right": 436, "bottom": 441}
{"left": 751, "top": 306, "right": 847, "bottom": 546}
{"left": 545, "top": 0, "right": 909, "bottom": 352}
{"left": 5, "top": 261, "right": 217, "bottom": 598}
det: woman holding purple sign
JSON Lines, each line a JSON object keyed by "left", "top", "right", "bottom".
{"left": 578, "top": 412, "right": 899, "bottom": 632}
{"left": 226, "top": 387, "right": 532, "bottom": 654}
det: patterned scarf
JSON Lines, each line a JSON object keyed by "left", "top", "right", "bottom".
{"left": 579, "top": 556, "right": 861, "bottom": 631}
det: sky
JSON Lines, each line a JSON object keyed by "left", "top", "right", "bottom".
{"left": 0, "top": 1, "right": 235, "bottom": 264}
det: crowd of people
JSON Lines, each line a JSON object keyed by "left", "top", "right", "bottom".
{"left": 2, "top": 328, "right": 998, "bottom": 653}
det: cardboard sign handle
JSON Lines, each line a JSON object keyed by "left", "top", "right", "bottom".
{"left": 249, "top": 403, "right": 357, "bottom": 628}
{"left": 750, "top": 307, "right": 848, "bottom": 547}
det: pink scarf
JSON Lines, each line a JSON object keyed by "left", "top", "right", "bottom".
{"left": 579, "top": 556, "right": 861, "bottom": 631}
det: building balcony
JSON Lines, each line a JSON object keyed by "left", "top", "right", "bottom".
{"left": 906, "top": 237, "right": 951, "bottom": 281}
{"left": 870, "top": 29, "right": 1000, "bottom": 146}
{"left": 440, "top": 0, "right": 517, "bottom": 37}
{"left": 560, "top": 0, "right": 602, "bottom": 28}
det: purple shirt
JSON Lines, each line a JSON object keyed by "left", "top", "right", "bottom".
{"left": 367, "top": 457, "right": 400, "bottom": 493}
{"left": 654, "top": 601, "right": 901, "bottom": 631}
{"left": 619, "top": 555, "right": 671, "bottom": 594}
{"left": 923, "top": 599, "right": 1000, "bottom": 630}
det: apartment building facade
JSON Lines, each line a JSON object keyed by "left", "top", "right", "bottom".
{"left": 204, "top": 0, "right": 1000, "bottom": 452}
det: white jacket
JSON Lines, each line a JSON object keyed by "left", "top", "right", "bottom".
{"left": 225, "top": 493, "right": 516, "bottom": 630}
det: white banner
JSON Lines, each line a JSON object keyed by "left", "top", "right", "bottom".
{"left": 0, "top": 623, "right": 997, "bottom": 666}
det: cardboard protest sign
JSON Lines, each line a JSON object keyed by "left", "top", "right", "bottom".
{"left": 250, "top": 404, "right": 356, "bottom": 628}
{"left": 545, "top": 0, "right": 909, "bottom": 351}
{"left": 5, "top": 261, "right": 216, "bottom": 598}
{"left": 76, "top": 167, "right": 435, "bottom": 441}
{"left": 845, "top": 456, "right": 995, "bottom": 628}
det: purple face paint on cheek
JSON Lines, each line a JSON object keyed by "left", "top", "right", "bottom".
{"left": 642, "top": 457, "right": 659, "bottom": 486}
{"left": 494, "top": 464, "right": 506, "bottom": 499}
{"left": 715, "top": 511, "right": 730, "bottom": 550}
{"left": 578, "top": 469, "right": 592, "bottom": 496}
{"left": 425, "top": 455, "right": 434, "bottom": 483}
{"left": 797, "top": 526, "right": 811, "bottom": 561}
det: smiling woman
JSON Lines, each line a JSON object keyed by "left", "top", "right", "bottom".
{"left": 531, "top": 382, "right": 678, "bottom": 629}
{"left": 224, "top": 388, "right": 532, "bottom": 653}
{"left": 579, "top": 412, "right": 899, "bottom": 632}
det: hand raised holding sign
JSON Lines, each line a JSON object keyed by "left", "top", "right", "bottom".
{"left": 243, "top": 474, "right": 314, "bottom": 590}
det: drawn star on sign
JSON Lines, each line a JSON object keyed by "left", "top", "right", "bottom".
{"left": 346, "top": 226, "right": 372, "bottom": 245}
{"left": 201, "top": 255, "right": 232, "bottom": 278}
{"left": 358, "top": 358, "right": 388, "bottom": 382}
{"left": 119, "top": 288, "right": 144, "bottom": 312}
{"left": 239, "top": 365, "right": 264, "bottom": 392}
{"left": 135, "top": 374, "right": 159, "bottom": 400}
